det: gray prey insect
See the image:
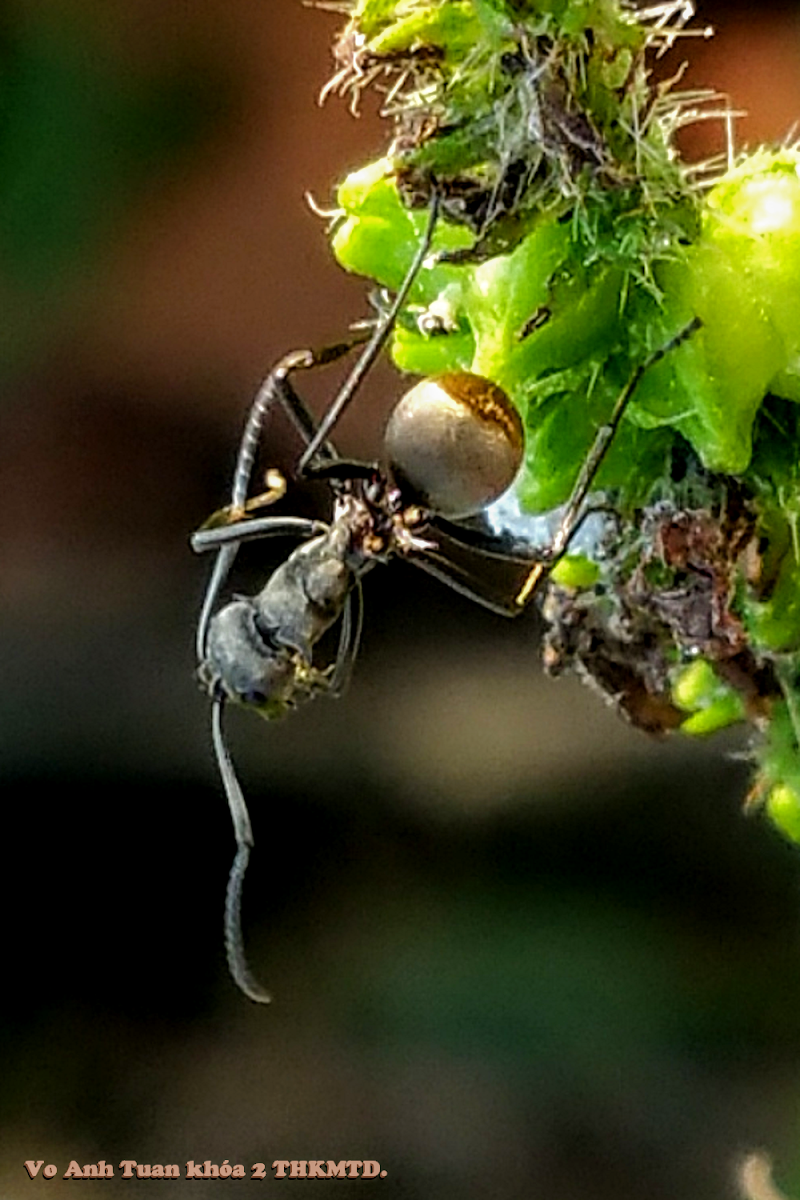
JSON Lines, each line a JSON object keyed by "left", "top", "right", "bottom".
{"left": 192, "top": 193, "right": 701, "bottom": 1003}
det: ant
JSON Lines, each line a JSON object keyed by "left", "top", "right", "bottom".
{"left": 192, "top": 193, "right": 699, "bottom": 1003}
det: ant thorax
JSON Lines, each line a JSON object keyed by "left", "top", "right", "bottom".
{"left": 333, "top": 474, "right": 434, "bottom": 567}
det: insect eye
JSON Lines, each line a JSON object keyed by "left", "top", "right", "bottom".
{"left": 383, "top": 372, "right": 524, "bottom": 519}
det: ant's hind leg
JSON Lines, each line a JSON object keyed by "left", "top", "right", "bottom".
{"left": 330, "top": 580, "right": 365, "bottom": 698}
{"left": 230, "top": 336, "right": 370, "bottom": 516}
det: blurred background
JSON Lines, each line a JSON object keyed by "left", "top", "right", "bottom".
{"left": 1, "top": 1, "right": 800, "bottom": 1196}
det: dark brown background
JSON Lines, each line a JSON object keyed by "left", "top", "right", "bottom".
{"left": 2, "top": 3, "right": 800, "bottom": 1197}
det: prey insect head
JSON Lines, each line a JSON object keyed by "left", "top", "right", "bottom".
{"left": 200, "top": 598, "right": 299, "bottom": 715}
{"left": 200, "top": 524, "right": 355, "bottom": 716}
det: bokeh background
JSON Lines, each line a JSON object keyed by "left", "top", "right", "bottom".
{"left": 2, "top": 1, "right": 800, "bottom": 1197}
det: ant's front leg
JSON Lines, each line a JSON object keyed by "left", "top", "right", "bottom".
{"left": 191, "top": 513, "right": 328, "bottom": 556}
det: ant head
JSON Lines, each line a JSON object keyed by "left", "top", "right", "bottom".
{"left": 383, "top": 371, "right": 524, "bottom": 519}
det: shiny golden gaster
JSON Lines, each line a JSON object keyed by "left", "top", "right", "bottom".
{"left": 384, "top": 371, "right": 524, "bottom": 520}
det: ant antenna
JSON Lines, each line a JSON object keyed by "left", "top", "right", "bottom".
{"left": 297, "top": 189, "right": 441, "bottom": 473}
{"left": 211, "top": 693, "right": 272, "bottom": 1003}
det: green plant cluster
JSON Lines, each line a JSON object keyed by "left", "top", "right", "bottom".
{"left": 324, "top": 0, "right": 800, "bottom": 843}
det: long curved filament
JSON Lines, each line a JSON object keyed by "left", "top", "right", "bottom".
{"left": 211, "top": 694, "right": 272, "bottom": 1004}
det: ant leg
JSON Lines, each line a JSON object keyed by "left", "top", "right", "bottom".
{"left": 211, "top": 693, "right": 272, "bottom": 1004}
{"left": 230, "top": 337, "right": 369, "bottom": 518}
{"left": 515, "top": 317, "right": 701, "bottom": 607}
{"left": 196, "top": 465, "right": 287, "bottom": 537}
{"left": 192, "top": 515, "right": 327, "bottom": 555}
{"left": 434, "top": 501, "right": 621, "bottom": 565}
{"left": 297, "top": 191, "right": 441, "bottom": 474}
{"left": 242, "top": 468, "right": 288, "bottom": 515}
{"left": 430, "top": 516, "right": 549, "bottom": 567}
{"left": 197, "top": 545, "right": 239, "bottom": 662}
{"left": 415, "top": 504, "right": 619, "bottom": 616}
{"left": 302, "top": 458, "right": 378, "bottom": 484}
{"left": 412, "top": 550, "right": 522, "bottom": 618}
{"left": 200, "top": 468, "right": 288, "bottom": 533}
{"left": 330, "top": 578, "right": 366, "bottom": 697}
